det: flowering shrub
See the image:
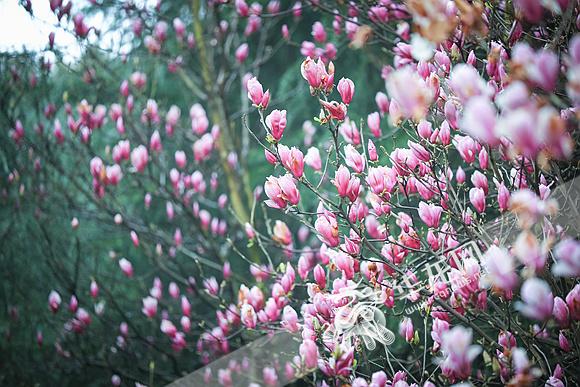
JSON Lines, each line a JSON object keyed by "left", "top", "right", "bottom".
{"left": 1, "top": 0, "right": 579, "bottom": 386}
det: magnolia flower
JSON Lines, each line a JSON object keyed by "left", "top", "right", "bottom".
{"left": 246, "top": 77, "right": 270, "bottom": 109}
{"left": 337, "top": 77, "right": 355, "bottom": 105}
{"left": 516, "top": 278, "right": 554, "bottom": 320}
{"left": 299, "top": 339, "right": 318, "bottom": 369}
{"left": 264, "top": 174, "right": 300, "bottom": 209}
{"left": 48, "top": 290, "right": 62, "bottom": 313}
{"left": 552, "top": 238, "right": 580, "bottom": 277}
{"left": 315, "top": 209, "right": 339, "bottom": 247}
{"left": 130, "top": 145, "right": 148, "bottom": 172}
{"left": 265, "top": 109, "right": 286, "bottom": 141}
{"left": 118, "top": 258, "right": 133, "bottom": 277}
{"left": 418, "top": 202, "right": 443, "bottom": 228}
{"left": 304, "top": 147, "right": 322, "bottom": 170}
{"left": 481, "top": 245, "right": 518, "bottom": 292}
{"left": 142, "top": 296, "right": 158, "bottom": 318}
{"left": 278, "top": 144, "right": 304, "bottom": 178}
{"left": 439, "top": 326, "right": 482, "bottom": 381}
{"left": 386, "top": 67, "right": 433, "bottom": 121}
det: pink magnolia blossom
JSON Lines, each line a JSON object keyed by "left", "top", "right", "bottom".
{"left": 553, "top": 297, "right": 570, "bottom": 328}
{"left": 48, "top": 290, "right": 61, "bottom": 313}
{"left": 130, "top": 145, "right": 148, "bottom": 172}
{"left": 552, "top": 238, "right": 580, "bottom": 277}
{"left": 142, "top": 296, "right": 158, "bottom": 318}
{"left": 439, "top": 326, "right": 481, "bottom": 381}
{"left": 375, "top": 91, "right": 389, "bottom": 114}
{"left": 460, "top": 96, "right": 499, "bottom": 146}
{"left": 344, "top": 144, "right": 365, "bottom": 173}
{"left": 265, "top": 109, "right": 286, "bottom": 141}
{"left": 320, "top": 100, "right": 347, "bottom": 121}
{"left": 386, "top": 67, "right": 433, "bottom": 121}
{"left": 481, "top": 245, "right": 518, "bottom": 292}
{"left": 418, "top": 202, "right": 443, "bottom": 228}
{"left": 278, "top": 145, "right": 304, "bottom": 178}
{"left": 453, "top": 135, "right": 480, "bottom": 164}
{"left": 399, "top": 317, "right": 415, "bottom": 343}
{"left": 281, "top": 305, "right": 299, "bottom": 332}
{"left": 304, "top": 147, "right": 322, "bottom": 170}
{"left": 301, "top": 57, "right": 334, "bottom": 92}
{"left": 448, "top": 64, "right": 489, "bottom": 102}
{"left": 367, "top": 112, "right": 381, "bottom": 137}
{"left": 315, "top": 209, "right": 339, "bottom": 247}
{"left": 264, "top": 174, "right": 300, "bottom": 209}
{"left": 367, "top": 139, "right": 378, "bottom": 161}
{"left": 241, "top": 303, "right": 257, "bottom": 329}
{"left": 469, "top": 187, "right": 486, "bottom": 213}
{"left": 246, "top": 77, "right": 270, "bottom": 109}
{"left": 118, "top": 258, "right": 133, "bottom": 277}
{"left": 235, "top": 43, "right": 249, "bottom": 63}
{"left": 517, "top": 278, "right": 554, "bottom": 320}
{"left": 299, "top": 339, "right": 318, "bottom": 369}
{"left": 337, "top": 77, "right": 355, "bottom": 105}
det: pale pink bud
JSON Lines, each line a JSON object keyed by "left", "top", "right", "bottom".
{"left": 375, "top": 91, "right": 389, "bottom": 114}
{"left": 169, "top": 282, "right": 180, "bottom": 299}
{"left": 471, "top": 171, "right": 488, "bottom": 195}
{"left": 368, "top": 139, "right": 378, "bottom": 161}
{"left": 313, "top": 264, "right": 326, "bottom": 289}
{"left": 280, "top": 305, "right": 299, "bottom": 333}
{"left": 497, "top": 182, "right": 510, "bottom": 212}
{"left": 304, "top": 147, "right": 322, "bottom": 170}
{"left": 469, "top": 187, "right": 486, "bottom": 213}
{"left": 119, "top": 258, "right": 133, "bottom": 277}
{"left": 175, "top": 150, "right": 187, "bottom": 169}
{"left": 399, "top": 317, "right": 414, "bottom": 342}
{"left": 235, "top": 43, "right": 249, "bottom": 63}
{"left": 456, "top": 167, "right": 466, "bottom": 184}
{"left": 130, "top": 230, "right": 139, "bottom": 246}
{"left": 131, "top": 145, "right": 149, "bottom": 172}
{"left": 553, "top": 297, "right": 570, "bottom": 328}
{"left": 90, "top": 280, "right": 99, "bottom": 298}
{"left": 160, "top": 319, "right": 177, "bottom": 338}
{"left": 265, "top": 109, "right": 286, "bottom": 141}
{"left": 281, "top": 24, "right": 289, "bottom": 40}
{"left": 173, "top": 17, "right": 185, "bottom": 39}
{"left": 417, "top": 120, "right": 432, "bottom": 140}
{"left": 181, "top": 296, "right": 191, "bottom": 316}
{"left": 337, "top": 77, "right": 355, "bottom": 105}
{"left": 48, "top": 290, "right": 61, "bottom": 313}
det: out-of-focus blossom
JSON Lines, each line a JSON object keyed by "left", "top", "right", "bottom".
{"left": 516, "top": 278, "right": 554, "bottom": 320}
